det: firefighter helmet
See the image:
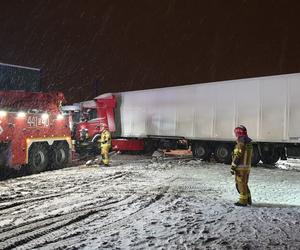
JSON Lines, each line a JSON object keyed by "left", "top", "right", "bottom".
{"left": 234, "top": 125, "right": 247, "bottom": 138}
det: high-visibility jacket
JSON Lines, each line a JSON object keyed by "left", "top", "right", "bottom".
{"left": 99, "top": 128, "right": 111, "bottom": 165}
{"left": 99, "top": 129, "right": 111, "bottom": 148}
{"left": 232, "top": 136, "right": 253, "bottom": 169}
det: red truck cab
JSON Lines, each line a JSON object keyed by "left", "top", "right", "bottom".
{"left": 63, "top": 93, "right": 144, "bottom": 156}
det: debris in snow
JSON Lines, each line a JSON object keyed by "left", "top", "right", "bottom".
{"left": 152, "top": 149, "right": 165, "bottom": 158}
{"left": 276, "top": 158, "right": 300, "bottom": 171}
{"left": 85, "top": 156, "right": 104, "bottom": 166}
{"left": 151, "top": 149, "right": 166, "bottom": 163}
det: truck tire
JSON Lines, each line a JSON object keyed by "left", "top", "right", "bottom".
{"left": 91, "top": 134, "right": 101, "bottom": 156}
{"left": 251, "top": 145, "right": 261, "bottom": 166}
{"left": 51, "top": 142, "right": 70, "bottom": 169}
{"left": 261, "top": 151, "right": 280, "bottom": 165}
{"left": 192, "top": 142, "right": 211, "bottom": 160}
{"left": 144, "top": 140, "right": 157, "bottom": 155}
{"left": 28, "top": 143, "right": 49, "bottom": 174}
{"left": 215, "top": 144, "right": 232, "bottom": 164}
{"left": 0, "top": 144, "right": 8, "bottom": 168}
{"left": 260, "top": 144, "right": 280, "bottom": 165}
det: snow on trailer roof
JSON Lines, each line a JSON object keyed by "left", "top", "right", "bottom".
{"left": 89, "top": 73, "right": 300, "bottom": 104}
{"left": 109, "top": 72, "right": 300, "bottom": 95}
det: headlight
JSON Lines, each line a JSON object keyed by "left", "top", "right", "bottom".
{"left": 0, "top": 110, "right": 7, "bottom": 117}
{"left": 56, "top": 114, "right": 64, "bottom": 120}
{"left": 17, "top": 112, "right": 26, "bottom": 118}
{"left": 42, "top": 113, "right": 49, "bottom": 119}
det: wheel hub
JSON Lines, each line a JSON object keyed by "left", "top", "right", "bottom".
{"left": 56, "top": 148, "right": 66, "bottom": 163}
{"left": 33, "top": 151, "right": 45, "bottom": 167}
{"left": 218, "top": 148, "right": 228, "bottom": 158}
{"left": 196, "top": 147, "right": 205, "bottom": 157}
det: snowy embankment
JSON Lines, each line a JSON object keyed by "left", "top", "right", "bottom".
{"left": 0, "top": 155, "right": 299, "bottom": 249}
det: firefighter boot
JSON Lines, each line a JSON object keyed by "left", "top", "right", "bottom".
{"left": 234, "top": 202, "right": 247, "bottom": 207}
{"left": 248, "top": 196, "right": 252, "bottom": 205}
{"left": 102, "top": 156, "right": 110, "bottom": 166}
{"left": 247, "top": 188, "right": 252, "bottom": 205}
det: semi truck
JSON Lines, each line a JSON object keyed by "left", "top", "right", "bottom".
{"left": 2, "top": 62, "right": 300, "bottom": 174}
{"left": 70, "top": 73, "right": 300, "bottom": 165}
{"left": 0, "top": 63, "right": 71, "bottom": 174}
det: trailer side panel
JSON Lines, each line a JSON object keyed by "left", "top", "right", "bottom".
{"left": 116, "top": 73, "right": 300, "bottom": 143}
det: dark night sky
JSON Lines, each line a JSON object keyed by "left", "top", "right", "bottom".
{"left": 1, "top": 0, "right": 300, "bottom": 103}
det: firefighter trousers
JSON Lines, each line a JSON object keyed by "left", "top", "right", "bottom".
{"left": 235, "top": 168, "right": 251, "bottom": 205}
{"left": 100, "top": 144, "right": 110, "bottom": 166}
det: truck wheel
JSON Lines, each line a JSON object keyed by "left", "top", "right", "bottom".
{"left": 215, "top": 144, "right": 232, "bottom": 164}
{"left": 260, "top": 144, "right": 280, "bottom": 165}
{"left": 92, "top": 134, "right": 101, "bottom": 156}
{"left": 28, "top": 144, "right": 49, "bottom": 174}
{"left": 0, "top": 144, "right": 8, "bottom": 168}
{"left": 251, "top": 145, "right": 261, "bottom": 166}
{"left": 261, "top": 151, "right": 280, "bottom": 165}
{"left": 192, "top": 142, "right": 211, "bottom": 160}
{"left": 51, "top": 142, "right": 70, "bottom": 169}
{"left": 144, "top": 140, "right": 157, "bottom": 155}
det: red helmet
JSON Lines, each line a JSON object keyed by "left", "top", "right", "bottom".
{"left": 234, "top": 125, "right": 247, "bottom": 138}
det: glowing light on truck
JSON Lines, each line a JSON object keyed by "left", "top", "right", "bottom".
{"left": 0, "top": 110, "right": 7, "bottom": 117}
{"left": 41, "top": 113, "right": 49, "bottom": 120}
{"left": 56, "top": 114, "right": 64, "bottom": 120}
{"left": 17, "top": 112, "right": 26, "bottom": 118}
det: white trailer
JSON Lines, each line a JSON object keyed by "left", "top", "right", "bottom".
{"left": 112, "top": 73, "right": 300, "bottom": 164}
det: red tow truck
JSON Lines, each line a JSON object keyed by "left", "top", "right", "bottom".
{"left": 0, "top": 90, "right": 72, "bottom": 173}
{"left": 0, "top": 63, "right": 72, "bottom": 174}
{"left": 0, "top": 63, "right": 144, "bottom": 175}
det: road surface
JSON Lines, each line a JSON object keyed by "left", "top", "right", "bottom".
{"left": 0, "top": 154, "right": 299, "bottom": 249}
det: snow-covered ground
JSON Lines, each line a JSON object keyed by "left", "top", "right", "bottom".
{"left": 0, "top": 154, "right": 299, "bottom": 249}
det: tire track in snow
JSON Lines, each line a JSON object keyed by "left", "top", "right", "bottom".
{"left": 0, "top": 166, "right": 166, "bottom": 250}
{"left": 43, "top": 176, "right": 179, "bottom": 249}
{"left": 0, "top": 209, "right": 99, "bottom": 250}
{"left": 0, "top": 194, "right": 138, "bottom": 249}
{"left": 0, "top": 193, "right": 65, "bottom": 211}
{"left": 0, "top": 170, "right": 130, "bottom": 216}
{"left": 26, "top": 181, "right": 176, "bottom": 249}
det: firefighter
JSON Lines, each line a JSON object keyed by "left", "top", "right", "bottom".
{"left": 231, "top": 125, "right": 253, "bottom": 206}
{"left": 99, "top": 124, "right": 111, "bottom": 166}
